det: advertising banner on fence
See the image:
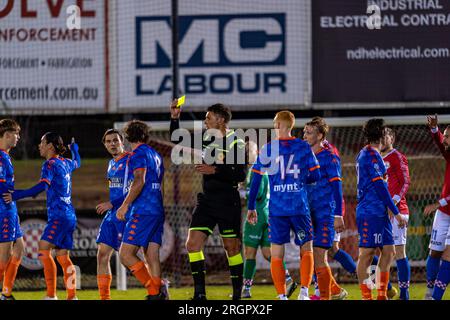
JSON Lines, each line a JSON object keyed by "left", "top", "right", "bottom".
{"left": 0, "top": 0, "right": 105, "bottom": 110}
{"left": 117, "top": 0, "right": 309, "bottom": 110}
{"left": 313, "top": 0, "right": 450, "bottom": 103}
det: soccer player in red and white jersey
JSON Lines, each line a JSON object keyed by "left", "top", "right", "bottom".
{"left": 381, "top": 127, "right": 411, "bottom": 300}
{"left": 422, "top": 114, "right": 450, "bottom": 300}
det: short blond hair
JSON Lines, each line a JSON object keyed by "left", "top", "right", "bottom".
{"left": 274, "top": 111, "right": 295, "bottom": 130}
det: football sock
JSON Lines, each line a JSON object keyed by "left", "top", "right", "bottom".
{"left": 300, "top": 251, "right": 314, "bottom": 289}
{"left": 432, "top": 260, "right": 450, "bottom": 300}
{"left": 360, "top": 283, "right": 372, "bottom": 300}
{"left": 97, "top": 274, "right": 112, "bottom": 300}
{"left": 316, "top": 266, "right": 332, "bottom": 300}
{"left": 271, "top": 257, "right": 286, "bottom": 295}
{"left": 56, "top": 254, "right": 77, "bottom": 300}
{"left": 243, "top": 258, "right": 256, "bottom": 289}
{"left": 149, "top": 276, "right": 161, "bottom": 295}
{"left": 228, "top": 253, "right": 244, "bottom": 299}
{"left": 2, "top": 256, "right": 21, "bottom": 296}
{"left": 269, "top": 256, "right": 292, "bottom": 282}
{"left": 371, "top": 255, "right": 392, "bottom": 290}
{"left": 330, "top": 273, "right": 342, "bottom": 295}
{"left": 426, "top": 255, "right": 441, "bottom": 289}
{"left": 377, "top": 271, "right": 389, "bottom": 300}
{"left": 38, "top": 250, "right": 57, "bottom": 298}
{"left": 189, "top": 251, "right": 206, "bottom": 297}
{"left": 396, "top": 257, "right": 410, "bottom": 300}
{"left": 333, "top": 249, "right": 357, "bottom": 274}
{"left": 129, "top": 261, "right": 152, "bottom": 295}
{"left": 0, "top": 260, "right": 8, "bottom": 284}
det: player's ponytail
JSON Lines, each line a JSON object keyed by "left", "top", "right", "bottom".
{"left": 43, "top": 132, "right": 67, "bottom": 155}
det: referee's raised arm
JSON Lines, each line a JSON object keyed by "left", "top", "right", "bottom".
{"left": 169, "top": 99, "right": 181, "bottom": 143}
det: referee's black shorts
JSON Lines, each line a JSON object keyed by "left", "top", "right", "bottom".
{"left": 190, "top": 190, "right": 242, "bottom": 239}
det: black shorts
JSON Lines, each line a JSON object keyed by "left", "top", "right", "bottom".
{"left": 190, "top": 191, "right": 242, "bottom": 239}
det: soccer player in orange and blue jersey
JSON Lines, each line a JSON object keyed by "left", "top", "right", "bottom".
{"left": 0, "top": 119, "right": 24, "bottom": 301}
{"left": 4, "top": 132, "right": 81, "bottom": 300}
{"left": 95, "top": 129, "right": 131, "bottom": 300}
{"left": 248, "top": 111, "right": 320, "bottom": 300}
{"left": 303, "top": 117, "right": 347, "bottom": 300}
{"left": 116, "top": 120, "right": 166, "bottom": 300}
{"left": 355, "top": 119, "right": 407, "bottom": 300}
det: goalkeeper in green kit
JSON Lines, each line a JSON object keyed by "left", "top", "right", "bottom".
{"left": 240, "top": 141, "right": 297, "bottom": 298}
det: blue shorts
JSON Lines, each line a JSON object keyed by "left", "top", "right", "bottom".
{"left": 269, "top": 215, "right": 313, "bottom": 246}
{"left": 312, "top": 214, "right": 335, "bottom": 249}
{"left": 357, "top": 214, "right": 394, "bottom": 248}
{"left": 122, "top": 213, "right": 164, "bottom": 248}
{"left": 41, "top": 217, "right": 77, "bottom": 250}
{"left": 96, "top": 211, "right": 126, "bottom": 251}
{"left": 1, "top": 210, "right": 22, "bottom": 243}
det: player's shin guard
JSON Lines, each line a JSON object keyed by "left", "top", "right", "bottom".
{"left": 189, "top": 251, "right": 206, "bottom": 297}
{"left": 243, "top": 258, "right": 256, "bottom": 289}
{"left": 300, "top": 251, "right": 314, "bottom": 289}
{"left": 396, "top": 257, "right": 411, "bottom": 300}
{"left": 333, "top": 249, "right": 357, "bottom": 274}
{"left": 56, "top": 254, "right": 77, "bottom": 300}
{"left": 129, "top": 261, "right": 152, "bottom": 295}
{"left": 377, "top": 271, "right": 389, "bottom": 300}
{"left": 316, "top": 266, "right": 332, "bottom": 300}
{"left": 228, "top": 253, "right": 243, "bottom": 299}
{"left": 97, "top": 274, "right": 112, "bottom": 300}
{"left": 271, "top": 257, "right": 286, "bottom": 295}
{"left": 432, "top": 260, "right": 450, "bottom": 300}
{"left": 426, "top": 255, "right": 441, "bottom": 289}
{"left": 2, "top": 256, "right": 21, "bottom": 296}
{"left": 38, "top": 250, "right": 57, "bottom": 298}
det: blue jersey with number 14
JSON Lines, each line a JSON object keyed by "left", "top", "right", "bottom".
{"left": 252, "top": 138, "right": 320, "bottom": 217}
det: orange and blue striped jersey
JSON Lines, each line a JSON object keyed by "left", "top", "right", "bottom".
{"left": 252, "top": 137, "right": 320, "bottom": 217}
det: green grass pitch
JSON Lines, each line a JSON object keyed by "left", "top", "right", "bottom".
{"left": 11, "top": 283, "right": 450, "bottom": 300}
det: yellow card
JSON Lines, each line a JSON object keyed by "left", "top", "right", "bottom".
{"left": 176, "top": 95, "right": 186, "bottom": 107}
